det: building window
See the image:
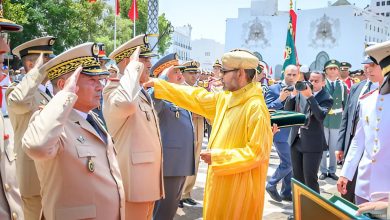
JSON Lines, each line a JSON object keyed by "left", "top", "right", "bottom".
{"left": 387, "top": 12, "right": 390, "bottom": 16}
{"left": 387, "top": 0, "right": 390, "bottom": 5}
{"left": 205, "top": 52, "right": 210, "bottom": 57}
{"left": 382, "top": 1, "right": 385, "bottom": 6}
{"left": 381, "top": 12, "right": 385, "bottom": 16}
{"left": 377, "top": 1, "right": 380, "bottom": 5}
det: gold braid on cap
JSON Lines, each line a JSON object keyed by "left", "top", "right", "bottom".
{"left": 153, "top": 60, "right": 179, "bottom": 77}
{"left": 114, "top": 45, "right": 149, "bottom": 64}
{"left": 48, "top": 56, "right": 100, "bottom": 80}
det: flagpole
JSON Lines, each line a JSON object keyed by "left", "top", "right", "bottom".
{"left": 133, "top": 0, "right": 136, "bottom": 38}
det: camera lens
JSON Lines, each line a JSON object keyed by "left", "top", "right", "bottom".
{"left": 295, "top": 81, "right": 307, "bottom": 91}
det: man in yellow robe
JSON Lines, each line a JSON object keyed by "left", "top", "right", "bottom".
{"left": 145, "top": 49, "right": 273, "bottom": 219}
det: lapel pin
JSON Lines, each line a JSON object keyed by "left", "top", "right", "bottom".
{"left": 77, "top": 136, "right": 86, "bottom": 144}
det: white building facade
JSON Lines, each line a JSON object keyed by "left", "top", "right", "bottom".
{"left": 191, "top": 38, "right": 224, "bottom": 70}
{"left": 166, "top": 24, "right": 192, "bottom": 62}
{"left": 225, "top": 0, "right": 390, "bottom": 79}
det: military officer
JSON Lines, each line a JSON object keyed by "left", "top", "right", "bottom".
{"left": 6, "top": 36, "right": 55, "bottom": 220}
{"left": 0, "top": 35, "right": 24, "bottom": 220}
{"left": 22, "top": 42, "right": 125, "bottom": 219}
{"left": 149, "top": 53, "right": 195, "bottom": 219}
{"left": 179, "top": 61, "right": 206, "bottom": 207}
{"left": 340, "top": 62, "right": 359, "bottom": 92}
{"left": 103, "top": 35, "right": 164, "bottom": 220}
{"left": 319, "top": 59, "right": 348, "bottom": 181}
{"left": 338, "top": 40, "right": 390, "bottom": 205}
{"left": 212, "top": 59, "right": 222, "bottom": 78}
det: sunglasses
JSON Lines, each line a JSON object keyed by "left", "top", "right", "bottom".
{"left": 221, "top": 69, "right": 238, "bottom": 75}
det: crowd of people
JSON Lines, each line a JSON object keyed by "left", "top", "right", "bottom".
{"left": 0, "top": 23, "right": 389, "bottom": 220}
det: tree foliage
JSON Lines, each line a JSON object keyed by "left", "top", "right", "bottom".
{"left": 3, "top": 0, "right": 172, "bottom": 55}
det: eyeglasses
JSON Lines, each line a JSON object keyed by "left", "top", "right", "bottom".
{"left": 221, "top": 69, "right": 238, "bottom": 75}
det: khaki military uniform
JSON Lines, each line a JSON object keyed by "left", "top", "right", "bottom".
{"left": 5, "top": 66, "right": 49, "bottom": 219}
{"left": 22, "top": 91, "right": 125, "bottom": 220}
{"left": 0, "top": 112, "right": 24, "bottom": 220}
{"left": 181, "top": 113, "right": 204, "bottom": 199}
{"left": 103, "top": 62, "right": 164, "bottom": 220}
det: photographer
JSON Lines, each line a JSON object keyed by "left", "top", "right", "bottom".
{"left": 265, "top": 65, "right": 299, "bottom": 202}
{"left": 285, "top": 72, "right": 333, "bottom": 193}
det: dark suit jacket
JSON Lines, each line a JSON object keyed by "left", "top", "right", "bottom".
{"left": 265, "top": 82, "right": 290, "bottom": 142}
{"left": 285, "top": 89, "right": 333, "bottom": 153}
{"left": 336, "top": 81, "right": 366, "bottom": 157}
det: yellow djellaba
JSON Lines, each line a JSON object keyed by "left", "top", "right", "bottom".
{"left": 154, "top": 78, "right": 273, "bottom": 219}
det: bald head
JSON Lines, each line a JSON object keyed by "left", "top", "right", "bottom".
{"left": 284, "top": 65, "right": 299, "bottom": 86}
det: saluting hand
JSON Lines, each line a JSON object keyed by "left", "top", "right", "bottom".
{"left": 63, "top": 66, "right": 82, "bottom": 94}
{"left": 124, "top": 46, "right": 144, "bottom": 85}
{"left": 33, "top": 53, "right": 45, "bottom": 70}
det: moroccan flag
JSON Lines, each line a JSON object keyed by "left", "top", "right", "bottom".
{"left": 116, "top": 0, "right": 120, "bottom": 15}
{"left": 281, "top": 9, "right": 298, "bottom": 80}
{"left": 128, "top": 0, "right": 139, "bottom": 21}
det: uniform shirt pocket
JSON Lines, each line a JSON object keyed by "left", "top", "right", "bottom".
{"left": 76, "top": 145, "right": 98, "bottom": 158}
{"left": 131, "top": 151, "right": 155, "bottom": 164}
{"left": 55, "top": 205, "right": 96, "bottom": 220}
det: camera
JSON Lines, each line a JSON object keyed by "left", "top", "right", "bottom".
{"left": 295, "top": 81, "right": 313, "bottom": 91}
{"left": 283, "top": 86, "right": 295, "bottom": 92}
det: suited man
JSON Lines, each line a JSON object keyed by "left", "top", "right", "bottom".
{"left": 265, "top": 65, "right": 299, "bottom": 202}
{"left": 22, "top": 43, "right": 125, "bottom": 219}
{"left": 103, "top": 36, "right": 164, "bottom": 220}
{"left": 0, "top": 37, "right": 24, "bottom": 220}
{"left": 149, "top": 54, "right": 195, "bottom": 219}
{"left": 335, "top": 56, "right": 382, "bottom": 203}
{"left": 6, "top": 36, "right": 55, "bottom": 220}
{"left": 285, "top": 72, "right": 333, "bottom": 193}
{"left": 338, "top": 41, "right": 390, "bottom": 205}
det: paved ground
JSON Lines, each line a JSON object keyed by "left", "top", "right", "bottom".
{"left": 3, "top": 118, "right": 340, "bottom": 220}
{"left": 174, "top": 135, "right": 341, "bottom": 220}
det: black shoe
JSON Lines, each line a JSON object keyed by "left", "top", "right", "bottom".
{"left": 182, "top": 198, "right": 197, "bottom": 206}
{"left": 266, "top": 186, "right": 282, "bottom": 202}
{"left": 287, "top": 214, "right": 294, "bottom": 220}
{"left": 281, "top": 194, "right": 292, "bottom": 202}
{"left": 178, "top": 200, "right": 184, "bottom": 208}
{"left": 319, "top": 173, "right": 327, "bottom": 180}
{"left": 328, "top": 173, "right": 339, "bottom": 180}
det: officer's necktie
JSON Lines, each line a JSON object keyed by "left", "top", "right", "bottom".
{"left": 362, "top": 81, "right": 373, "bottom": 95}
{"left": 141, "top": 88, "right": 152, "bottom": 103}
{"left": 330, "top": 82, "right": 335, "bottom": 95}
{"left": 86, "top": 114, "right": 107, "bottom": 144}
{"left": 45, "top": 87, "right": 53, "bottom": 98}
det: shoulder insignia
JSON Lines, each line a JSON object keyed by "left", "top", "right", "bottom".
{"left": 359, "top": 89, "right": 378, "bottom": 100}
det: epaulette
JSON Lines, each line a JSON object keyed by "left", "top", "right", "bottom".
{"left": 359, "top": 88, "right": 378, "bottom": 100}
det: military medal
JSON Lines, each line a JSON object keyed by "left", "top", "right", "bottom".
{"left": 87, "top": 156, "right": 95, "bottom": 172}
{"left": 175, "top": 111, "right": 180, "bottom": 119}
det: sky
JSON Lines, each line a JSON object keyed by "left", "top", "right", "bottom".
{"left": 158, "top": 0, "right": 370, "bottom": 44}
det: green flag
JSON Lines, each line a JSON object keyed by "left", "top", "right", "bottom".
{"left": 281, "top": 9, "right": 298, "bottom": 80}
